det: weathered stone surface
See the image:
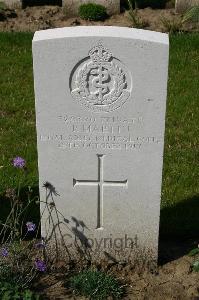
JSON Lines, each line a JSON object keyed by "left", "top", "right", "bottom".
{"left": 62, "top": 0, "right": 120, "bottom": 16}
{"left": 2, "top": 0, "right": 21, "bottom": 8}
{"left": 175, "top": 0, "right": 199, "bottom": 13}
{"left": 32, "top": 26, "right": 169, "bottom": 263}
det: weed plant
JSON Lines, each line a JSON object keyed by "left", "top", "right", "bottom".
{"left": 161, "top": 5, "right": 199, "bottom": 33}
{"left": 0, "top": 281, "right": 40, "bottom": 300}
{"left": 188, "top": 246, "right": 199, "bottom": 272}
{"left": 70, "top": 269, "right": 123, "bottom": 299}
{"left": 0, "top": 157, "right": 46, "bottom": 296}
{"left": 127, "top": 0, "right": 148, "bottom": 28}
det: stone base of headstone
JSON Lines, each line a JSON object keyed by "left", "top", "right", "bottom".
{"left": 45, "top": 238, "right": 158, "bottom": 270}
{"left": 40, "top": 205, "right": 158, "bottom": 268}
{"left": 2, "top": 0, "right": 22, "bottom": 8}
{"left": 175, "top": 0, "right": 199, "bottom": 13}
{"left": 62, "top": 0, "right": 120, "bottom": 16}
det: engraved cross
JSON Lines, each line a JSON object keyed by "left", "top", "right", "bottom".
{"left": 73, "top": 154, "right": 128, "bottom": 229}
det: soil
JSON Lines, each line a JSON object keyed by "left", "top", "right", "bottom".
{"left": 0, "top": 5, "right": 198, "bottom": 33}
{"left": 33, "top": 239, "right": 199, "bottom": 300}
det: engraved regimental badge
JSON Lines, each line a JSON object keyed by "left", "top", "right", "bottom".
{"left": 70, "top": 43, "right": 132, "bottom": 113}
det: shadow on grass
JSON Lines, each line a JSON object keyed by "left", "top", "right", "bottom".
{"left": 0, "top": 185, "right": 40, "bottom": 239}
{"left": 159, "top": 194, "right": 199, "bottom": 264}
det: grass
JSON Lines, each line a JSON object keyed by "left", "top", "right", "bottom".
{"left": 160, "top": 33, "right": 199, "bottom": 237}
{"left": 0, "top": 33, "right": 37, "bottom": 192}
{"left": 0, "top": 32, "right": 198, "bottom": 237}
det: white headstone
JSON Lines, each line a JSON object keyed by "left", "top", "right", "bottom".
{"left": 33, "top": 26, "right": 169, "bottom": 265}
{"left": 175, "top": 0, "right": 199, "bottom": 13}
{"left": 62, "top": 0, "right": 120, "bottom": 16}
{"left": 2, "top": 0, "right": 21, "bottom": 8}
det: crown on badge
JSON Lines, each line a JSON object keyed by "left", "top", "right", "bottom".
{"left": 89, "top": 43, "right": 112, "bottom": 63}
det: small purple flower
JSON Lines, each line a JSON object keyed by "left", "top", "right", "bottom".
{"left": 35, "top": 259, "right": 47, "bottom": 272}
{"left": 12, "top": 157, "right": 26, "bottom": 168}
{"left": 26, "top": 221, "right": 36, "bottom": 232}
{"left": 1, "top": 248, "right": 8, "bottom": 257}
